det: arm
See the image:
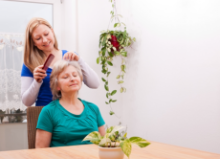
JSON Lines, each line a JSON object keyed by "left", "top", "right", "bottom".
{"left": 78, "top": 57, "right": 100, "bottom": 89}
{"left": 63, "top": 51, "right": 100, "bottom": 88}
{"left": 35, "top": 129, "right": 52, "bottom": 148}
{"left": 21, "top": 64, "right": 46, "bottom": 106}
{"left": 98, "top": 125, "right": 105, "bottom": 136}
{"left": 21, "top": 77, "right": 42, "bottom": 106}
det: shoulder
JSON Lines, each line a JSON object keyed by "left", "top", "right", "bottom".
{"left": 62, "top": 50, "right": 79, "bottom": 56}
{"left": 40, "top": 100, "right": 58, "bottom": 115}
{"left": 80, "top": 99, "right": 100, "bottom": 113}
{"left": 62, "top": 50, "right": 68, "bottom": 56}
{"left": 21, "top": 64, "right": 33, "bottom": 77}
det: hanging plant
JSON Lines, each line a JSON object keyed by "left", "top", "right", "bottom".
{"left": 97, "top": 0, "right": 136, "bottom": 115}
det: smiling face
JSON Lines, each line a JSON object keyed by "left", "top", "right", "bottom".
{"left": 32, "top": 24, "right": 55, "bottom": 52}
{"left": 57, "top": 65, "right": 82, "bottom": 94}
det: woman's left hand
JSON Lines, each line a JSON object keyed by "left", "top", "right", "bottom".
{"left": 63, "top": 52, "right": 79, "bottom": 61}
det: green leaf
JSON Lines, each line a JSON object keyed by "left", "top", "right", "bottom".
{"left": 96, "top": 57, "right": 100, "bottom": 64}
{"left": 106, "top": 126, "right": 114, "bottom": 133}
{"left": 107, "top": 61, "right": 113, "bottom": 66}
{"left": 120, "top": 87, "right": 124, "bottom": 93}
{"left": 109, "top": 126, "right": 126, "bottom": 136}
{"left": 121, "top": 64, "right": 126, "bottom": 71}
{"left": 108, "top": 52, "right": 114, "bottom": 57}
{"left": 102, "top": 69, "right": 107, "bottom": 74}
{"left": 123, "top": 133, "right": 127, "bottom": 138}
{"left": 109, "top": 134, "right": 116, "bottom": 142}
{"left": 121, "top": 52, "right": 127, "bottom": 57}
{"left": 120, "top": 139, "right": 132, "bottom": 158}
{"left": 102, "top": 78, "right": 106, "bottom": 82}
{"left": 110, "top": 111, "right": 115, "bottom": 115}
{"left": 104, "top": 85, "right": 109, "bottom": 91}
{"left": 107, "top": 72, "right": 111, "bottom": 77}
{"left": 121, "top": 22, "right": 126, "bottom": 26}
{"left": 117, "top": 14, "right": 123, "bottom": 18}
{"left": 107, "top": 48, "right": 111, "bottom": 52}
{"left": 133, "top": 37, "right": 136, "bottom": 42}
{"left": 112, "top": 99, "right": 117, "bottom": 102}
{"left": 102, "top": 48, "right": 106, "bottom": 56}
{"left": 109, "top": 99, "right": 112, "bottom": 103}
{"left": 116, "top": 75, "right": 120, "bottom": 79}
{"left": 115, "top": 51, "right": 120, "bottom": 55}
{"left": 83, "top": 131, "right": 102, "bottom": 145}
{"left": 112, "top": 4, "right": 114, "bottom": 8}
{"left": 114, "top": 23, "right": 118, "bottom": 28}
{"left": 111, "top": 90, "right": 117, "bottom": 96}
{"left": 99, "top": 136, "right": 111, "bottom": 147}
{"left": 118, "top": 81, "right": 124, "bottom": 84}
{"left": 105, "top": 101, "right": 109, "bottom": 104}
{"left": 106, "top": 93, "right": 109, "bottom": 98}
{"left": 129, "top": 137, "right": 151, "bottom": 148}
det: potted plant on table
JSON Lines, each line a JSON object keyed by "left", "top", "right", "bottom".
{"left": 83, "top": 126, "right": 150, "bottom": 159}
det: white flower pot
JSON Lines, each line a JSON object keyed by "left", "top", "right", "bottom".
{"left": 99, "top": 146, "right": 124, "bottom": 159}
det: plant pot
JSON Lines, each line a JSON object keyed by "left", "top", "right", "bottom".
{"left": 99, "top": 146, "right": 124, "bottom": 159}
{"left": 110, "top": 35, "right": 120, "bottom": 51}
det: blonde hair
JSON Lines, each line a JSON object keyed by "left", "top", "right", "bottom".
{"left": 24, "top": 17, "right": 59, "bottom": 72}
{"left": 50, "top": 60, "right": 83, "bottom": 100}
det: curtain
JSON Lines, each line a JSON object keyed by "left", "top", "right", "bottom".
{"left": 0, "top": 33, "right": 26, "bottom": 111}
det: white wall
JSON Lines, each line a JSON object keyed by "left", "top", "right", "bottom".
{"left": 118, "top": 0, "right": 220, "bottom": 154}
{"left": 0, "top": 123, "right": 28, "bottom": 151}
{"left": 62, "top": 0, "right": 220, "bottom": 154}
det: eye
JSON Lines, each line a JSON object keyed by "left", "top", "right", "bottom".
{"left": 45, "top": 33, "right": 49, "bottom": 36}
{"left": 63, "top": 76, "right": 68, "bottom": 79}
{"left": 72, "top": 73, "right": 77, "bottom": 77}
{"left": 36, "top": 37, "right": 41, "bottom": 40}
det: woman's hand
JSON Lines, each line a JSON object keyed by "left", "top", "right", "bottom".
{"left": 63, "top": 51, "right": 79, "bottom": 61}
{"left": 33, "top": 65, "right": 47, "bottom": 83}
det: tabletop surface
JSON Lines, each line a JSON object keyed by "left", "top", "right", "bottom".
{"left": 0, "top": 141, "right": 219, "bottom": 159}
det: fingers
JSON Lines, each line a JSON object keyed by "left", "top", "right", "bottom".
{"left": 34, "top": 65, "right": 46, "bottom": 74}
{"left": 34, "top": 65, "right": 47, "bottom": 83}
{"left": 63, "top": 52, "right": 79, "bottom": 61}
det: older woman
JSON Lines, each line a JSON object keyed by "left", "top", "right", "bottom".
{"left": 35, "top": 60, "right": 105, "bottom": 148}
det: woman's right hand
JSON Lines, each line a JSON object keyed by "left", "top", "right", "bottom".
{"left": 33, "top": 65, "right": 47, "bottom": 83}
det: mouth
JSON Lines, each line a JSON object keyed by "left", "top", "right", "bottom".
{"left": 69, "top": 83, "right": 78, "bottom": 87}
{"left": 43, "top": 42, "right": 50, "bottom": 47}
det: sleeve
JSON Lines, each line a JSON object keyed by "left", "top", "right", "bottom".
{"left": 21, "top": 64, "right": 43, "bottom": 106}
{"left": 21, "top": 77, "right": 42, "bottom": 106}
{"left": 78, "top": 57, "right": 101, "bottom": 89}
{"left": 62, "top": 50, "right": 100, "bottom": 89}
{"left": 21, "top": 64, "right": 33, "bottom": 77}
{"left": 96, "top": 106, "right": 105, "bottom": 127}
{"left": 36, "top": 107, "right": 53, "bottom": 133}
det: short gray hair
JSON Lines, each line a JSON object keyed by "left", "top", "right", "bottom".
{"left": 50, "top": 60, "right": 83, "bottom": 100}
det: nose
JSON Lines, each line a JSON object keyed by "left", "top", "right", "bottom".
{"left": 70, "top": 75, "right": 74, "bottom": 81}
{"left": 42, "top": 36, "right": 47, "bottom": 43}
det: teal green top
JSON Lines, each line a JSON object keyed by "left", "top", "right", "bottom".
{"left": 36, "top": 99, "right": 105, "bottom": 147}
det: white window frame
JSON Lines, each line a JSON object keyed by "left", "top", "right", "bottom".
{"left": 0, "top": 0, "right": 63, "bottom": 47}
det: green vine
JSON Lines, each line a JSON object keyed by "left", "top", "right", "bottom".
{"left": 97, "top": 0, "right": 136, "bottom": 115}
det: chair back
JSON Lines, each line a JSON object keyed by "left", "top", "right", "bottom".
{"left": 27, "top": 106, "right": 43, "bottom": 149}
